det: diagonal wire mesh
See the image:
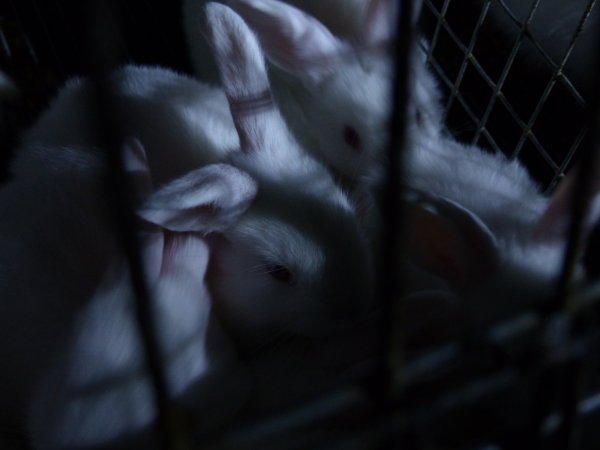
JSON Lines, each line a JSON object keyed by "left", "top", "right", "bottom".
{"left": 1, "top": 0, "right": 600, "bottom": 449}
{"left": 422, "top": 0, "right": 597, "bottom": 191}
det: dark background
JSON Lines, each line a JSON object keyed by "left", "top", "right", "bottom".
{"left": 0, "top": 0, "right": 191, "bottom": 182}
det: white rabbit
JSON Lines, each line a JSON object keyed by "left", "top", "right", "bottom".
{"left": 2, "top": 4, "right": 375, "bottom": 446}
{"left": 196, "top": 1, "right": 578, "bottom": 325}
{"left": 13, "top": 5, "right": 373, "bottom": 340}
{"left": 13, "top": 66, "right": 236, "bottom": 185}
{"left": 208, "top": 2, "right": 586, "bottom": 321}
{"left": 404, "top": 133, "right": 549, "bottom": 243}
{"left": 397, "top": 190, "right": 557, "bottom": 331}
{"left": 396, "top": 142, "right": 600, "bottom": 335}
{"left": 183, "top": 0, "right": 444, "bottom": 186}
{"left": 8, "top": 6, "right": 375, "bottom": 333}
{"left": 20, "top": 140, "right": 253, "bottom": 449}
{"left": 12, "top": 15, "right": 370, "bottom": 342}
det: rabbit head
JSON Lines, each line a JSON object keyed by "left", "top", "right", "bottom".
{"left": 399, "top": 175, "right": 600, "bottom": 333}
{"left": 147, "top": 3, "right": 374, "bottom": 344}
{"left": 185, "top": 0, "right": 444, "bottom": 186}
{"left": 229, "top": 0, "right": 444, "bottom": 182}
{"left": 13, "top": 1, "right": 374, "bottom": 349}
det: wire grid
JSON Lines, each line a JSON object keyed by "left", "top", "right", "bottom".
{"left": 1, "top": 1, "right": 600, "bottom": 449}
{"left": 421, "top": 0, "right": 597, "bottom": 192}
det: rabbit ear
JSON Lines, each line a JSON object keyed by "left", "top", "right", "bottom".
{"left": 402, "top": 190, "right": 500, "bottom": 289}
{"left": 137, "top": 163, "right": 257, "bottom": 234}
{"left": 360, "top": 0, "right": 423, "bottom": 49}
{"left": 205, "top": 1, "right": 282, "bottom": 154}
{"left": 532, "top": 165, "right": 600, "bottom": 242}
{"left": 228, "top": 0, "right": 348, "bottom": 84}
{"left": 206, "top": 1, "right": 312, "bottom": 174}
{"left": 205, "top": 1, "right": 271, "bottom": 100}
{"left": 360, "top": 0, "right": 398, "bottom": 48}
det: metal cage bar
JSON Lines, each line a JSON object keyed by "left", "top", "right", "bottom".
{"left": 1, "top": 0, "right": 600, "bottom": 449}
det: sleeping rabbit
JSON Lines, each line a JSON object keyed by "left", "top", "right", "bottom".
{"left": 2, "top": 3, "right": 374, "bottom": 447}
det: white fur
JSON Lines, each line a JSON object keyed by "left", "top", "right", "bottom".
{"left": 16, "top": 66, "right": 237, "bottom": 184}
{"left": 1, "top": 146, "right": 255, "bottom": 448}
{"left": 397, "top": 186, "right": 581, "bottom": 336}
{"left": 190, "top": 0, "right": 590, "bottom": 327}
{"left": 405, "top": 133, "right": 548, "bottom": 242}
{"left": 182, "top": 0, "right": 574, "bottom": 326}
{"left": 2, "top": 4, "right": 374, "bottom": 447}
{"left": 29, "top": 235, "right": 243, "bottom": 449}
{"left": 183, "top": 0, "right": 444, "bottom": 185}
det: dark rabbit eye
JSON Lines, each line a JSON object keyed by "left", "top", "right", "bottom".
{"left": 266, "top": 264, "right": 295, "bottom": 285}
{"left": 343, "top": 125, "right": 363, "bottom": 152}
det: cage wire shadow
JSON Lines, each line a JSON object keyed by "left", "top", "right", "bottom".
{"left": 1, "top": 0, "right": 600, "bottom": 449}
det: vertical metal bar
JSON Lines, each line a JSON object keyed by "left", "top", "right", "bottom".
{"left": 556, "top": 33, "right": 600, "bottom": 314}
{"left": 84, "top": 1, "right": 175, "bottom": 448}
{"left": 555, "top": 355, "right": 586, "bottom": 450}
{"left": 376, "top": 0, "right": 415, "bottom": 404}
{"left": 531, "top": 4, "right": 600, "bottom": 446}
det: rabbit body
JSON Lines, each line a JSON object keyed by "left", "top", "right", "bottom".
{"left": 2, "top": 3, "right": 375, "bottom": 448}
{"left": 0, "top": 156, "right": 114, "bottom": 417}
{"left": 185, "top": 0, "right": 577, "bottom": 321}
{"left": 13, "top": 62, "right": 373, "bottom": 338}
{"left": 0, "top": 148, "right": 255, "bottom": 449}
{"left": 15, "top": 66, "right": 237, "bottom": 184}
{"left": 405, "top": 133, "right": 548, "bottom": 242}
{"left": 183, "top": 0, "right": 563, "bottom": 324}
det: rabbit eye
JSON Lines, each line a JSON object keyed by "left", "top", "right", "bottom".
{"left": 343, "top": 125, "right": 363, "bottom": 152}
{"left": 265, "top": 264, "right": 296, "bottom": 285}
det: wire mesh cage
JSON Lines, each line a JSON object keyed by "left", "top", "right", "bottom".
{"left": 1, "top": 0, "right": 600, "bottom": 449}
{"left": 420, "top": 0, "right": 598, "bottom": 191}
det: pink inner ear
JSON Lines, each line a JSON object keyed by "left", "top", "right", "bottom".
{"left": 402, "top": 192, "right": 499, "bottom": 290}
{"left": 360, "top": 0, "right": 397, "bottom": 49}
{"left": 231, "top": 0, "right": 346, "bottom": 83}
{"left": 159, "top": 232, "right": 209, "bottom": 279}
